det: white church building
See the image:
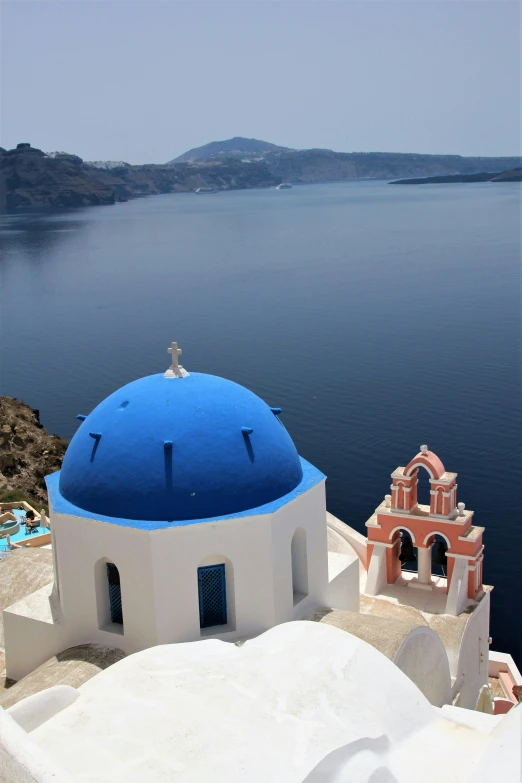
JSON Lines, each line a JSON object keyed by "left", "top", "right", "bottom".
{"left": 1, "top": 343, "right": 520, "bottom": 782}
{"left": 4, "top": 343, "right": 358, "bottom": 678}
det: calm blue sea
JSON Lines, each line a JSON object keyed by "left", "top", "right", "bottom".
{"left": 1, "top": 181, "right": 520, "bottom": 664}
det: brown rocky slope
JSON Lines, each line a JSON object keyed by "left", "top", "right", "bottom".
{"left": 0, "top": 144, "right": 115, "bottom": 210}
{"left": 0, "top": 397, "right": 67, "bottom": 509}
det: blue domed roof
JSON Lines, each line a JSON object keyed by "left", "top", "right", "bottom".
{"left": 59, "top": 373, "right": 303, "bottom": 522}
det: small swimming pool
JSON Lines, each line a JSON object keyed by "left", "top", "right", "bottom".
{"left": 10, "top": 508, "right": 27, "bottom": 524}
{"left": 0, "top": 507, "right": 46, "bottom": 549}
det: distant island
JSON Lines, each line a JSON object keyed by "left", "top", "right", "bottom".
{"left": 390, "top": 169, "right": 522, "bottom": 184}
{"left": 1, "top": 138, "right": 520, "bottom": 211}
{"left": 170, "top": 136, "right": 290, "bottom": 163}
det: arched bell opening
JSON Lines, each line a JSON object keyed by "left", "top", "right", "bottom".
{"left": 392, "top": 528, "right": 418, "bottom": 575}
{"left": 399, "top": 531, "right": 418, "bottom": 574}
{"left": 426, "top": 533, "right": 449, "bottom": 578}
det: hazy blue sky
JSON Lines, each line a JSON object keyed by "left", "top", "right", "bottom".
{"left": 1, "top": 1, "right": 520, "bottom": 163}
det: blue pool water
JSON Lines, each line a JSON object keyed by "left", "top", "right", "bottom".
{"left": 0, "top": 508, "right": 45, "bottom": 548}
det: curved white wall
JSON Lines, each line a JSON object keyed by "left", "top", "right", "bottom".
{"left": 394, "top": 626, "right": 452, "bottom": 706}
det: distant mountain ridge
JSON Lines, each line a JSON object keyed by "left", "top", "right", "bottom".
{"left": 170, "top": 137, "right": 291, "bottom": 163}
{"left": 1, "top": 140, "right": 520, "bottom": 211}
{"left": 169, "top": 137, "right": 521, "bottom": 185}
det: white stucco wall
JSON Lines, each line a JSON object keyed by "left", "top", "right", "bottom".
{"left": 6, "top": 622, "right": 516, "bottom": 783}
{"left": 365, "top": 542, "right": 387, "bottom": 596}
{"left": 446, "top": 556, "right": 469, "bottom": 616}
{"left": 325, "top": 552, "right": 360, "bottom": 612}
{"left": 7, "top": 685, "right": 79, "bottom": 733}
{"left": 51, "top": 512, "right": 158, "bottom": 654}
{"left": 0, "top": 708, "right": 74, "bottom": 783}
{"left": 3, "top": 584, "right": 73, "bottom": 682}
{"left": 394, "top": 626, "right": 451, "bottom": 707}
{"left": 451, "top": 591, "right": 491, "bottom": 710}
{"left": 6, "top": 479, "right": 359, "bottom": 676}
{"left": 270, "top": 482, "right": 330, "bottom": 623}
{"left": 149, "top": 510, "right": 275, "bottom": 643}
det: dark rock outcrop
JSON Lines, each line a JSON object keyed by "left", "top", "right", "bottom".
{"left": 0, "top": 397, "right": 67, "bottom": 507}
{"left": 0, "top": 144, "right": 115, "bottom": 211}
{"left": 390, "top": 168, "right": 522, "bottom": 184}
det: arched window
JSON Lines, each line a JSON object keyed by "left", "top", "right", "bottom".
{"left": 197, "top": 555, "right": 235, "bottom": 634}
{"left": 95, "top": 558, "right": 123, "bottom": 631}
{"left": 291, "top": 528, "right": 308, "bottom": 605}
{"left": 106, "top": 563, "right": 123, "bottom": 625}
{"left": 198, "top": 564, "right": 227, "bottom": 628}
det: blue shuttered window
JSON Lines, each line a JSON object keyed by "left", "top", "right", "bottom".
{"left": 106, "top": 563, "right": 123, "bottom": 625}
{"left": 198, "top": 564, "right": 227, "bottom": 628}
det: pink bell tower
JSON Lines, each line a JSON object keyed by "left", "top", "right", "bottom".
{"left": 365, "top": 446, "right": 484, "bottom": 615}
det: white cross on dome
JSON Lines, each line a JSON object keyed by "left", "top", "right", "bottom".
{"left": 165, "top": 341, "right": 189, "bottom": 379}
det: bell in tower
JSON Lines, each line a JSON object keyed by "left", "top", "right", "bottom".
{"left": 399, "top": 534, "right": 417, "bottom": 564}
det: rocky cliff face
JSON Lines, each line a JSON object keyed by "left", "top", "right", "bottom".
{"left": 78, "top": 150, "right": 522, "bottom": 198}
{"left": 0, "top": 397, "right": 67, "bottom": 508}
{"left": 85, "top": 157, "right": 279, "bottom": 200}
{"left": 264, "top": 149, "right": 522, "bottom": 183}
{"left": 0, "top": 144, "right": 115, "bottom": 211}
{"left": 0, "top": 144, "right": 279, "bottom": 210}
{"left": 169, "top": 138, "right": 521, "bottom": 182}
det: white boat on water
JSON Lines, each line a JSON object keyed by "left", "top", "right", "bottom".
{"left": 195, "top": 187, "right": 219, "bottom": 194}
{"left": 276, "top": 183, "right": 292, "bottom": 190}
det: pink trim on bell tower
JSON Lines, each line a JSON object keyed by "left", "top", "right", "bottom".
{"left": 365, "top": 446, "right": 485, "bottom": 615}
